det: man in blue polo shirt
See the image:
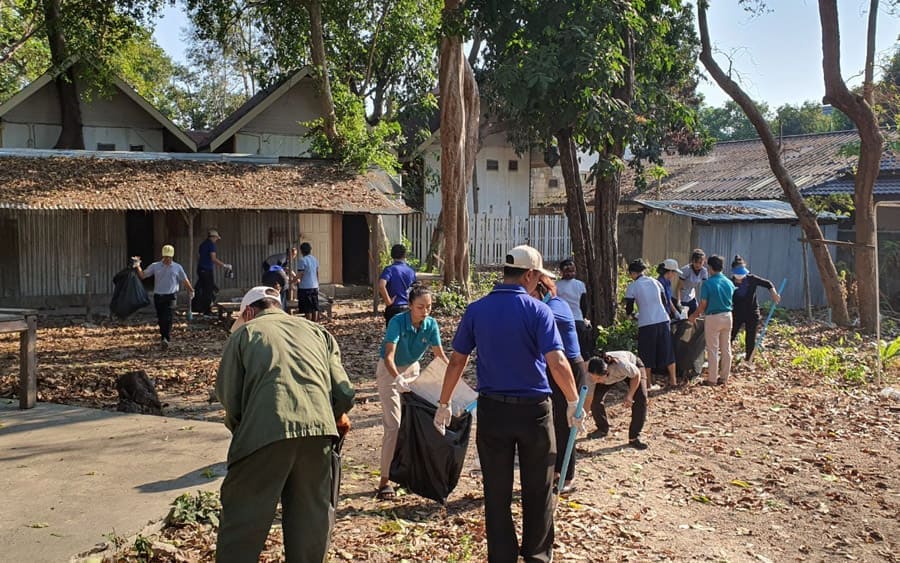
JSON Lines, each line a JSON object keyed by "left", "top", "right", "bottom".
{"left": 194, "top": 230, "right": 231, "bottom": 315}
{"left": 689, "top": 255, "right": 735, "bottom": 386}
{"left": 378, "top": 244, "right": 416, "bottom": 326}
{"left": 435, "top": 245, "right": 581, "bottom": 563}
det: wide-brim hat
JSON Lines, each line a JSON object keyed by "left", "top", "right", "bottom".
{"left": 662, "top": 258, "right": 680, "bottom": 272}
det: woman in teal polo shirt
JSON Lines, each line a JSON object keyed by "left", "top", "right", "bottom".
{"left": 375, "top": 284, "right": 449, "bottom": 500}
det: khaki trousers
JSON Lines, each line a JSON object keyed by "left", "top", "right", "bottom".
{"left": 376, "top": 359, "right": 418, "bottom": 480}
{"left": 704, "top": 312, "right": 733, "bottom": 384}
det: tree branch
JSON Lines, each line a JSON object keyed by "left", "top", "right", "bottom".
{"left": 361, "top": 0, "right": 393, "bottom": 96}
{"left": 0, "top": 21, "right": 44, "bottom": 65}
{"left": 863, "top": 0, "right": 878, "bottom": 104}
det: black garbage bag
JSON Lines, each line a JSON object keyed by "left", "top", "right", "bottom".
{"left": 390, "top": 392, "right": 472, "bottom": 504}
{"left": 110, "top": 268, "right": 151, "bottom": 319}
{"left": 672, "top": 318, "right": 705, "bottom": 379}
{"left": 191, "top": 284, "right": 218, "bottom": 314}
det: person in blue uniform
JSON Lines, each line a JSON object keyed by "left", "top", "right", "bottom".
{"left": 435, "top": 245, "right": 582, "bottom": 563}
{"left": 531, "top": 274, "right": 585, "bottom": 494}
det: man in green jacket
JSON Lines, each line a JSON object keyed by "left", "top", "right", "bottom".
{"left": 215, "top": 286, "right": 355, "bottom": 563}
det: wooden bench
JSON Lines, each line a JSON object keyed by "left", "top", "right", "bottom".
{"left": 0, "top": 308, "right": 38, "bottom": 409}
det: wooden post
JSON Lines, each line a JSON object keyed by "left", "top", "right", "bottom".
{"left": 19, "top": 313, "right": 36, "bottom": 409}
{"left": 182, "top": 210, "right": 196, "bottom": 320}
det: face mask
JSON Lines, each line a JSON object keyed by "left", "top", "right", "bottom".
{"left": 734, "top": 274, "right": 746, "bottom": 281}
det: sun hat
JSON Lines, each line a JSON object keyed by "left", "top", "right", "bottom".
{"left": 161, "top": 245, "right": 175, "bottom": 257}
{"left": 230, "top": 286, "right": 282, "bottom": 333}
{"left": 208, "top": 229, "right": 221, "bottom": 238}
{"left": 505, "top": 245, "right": 556, "bottom": 278}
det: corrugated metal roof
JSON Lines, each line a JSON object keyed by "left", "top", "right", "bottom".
{"left": 636, "top": 199, "right": 838, "bottom": 223}
{"left": 0, "top": 150, "right": 412, "bottom": 214}
{"left": 802, "top": 174, "right": 900, "bottom": 196}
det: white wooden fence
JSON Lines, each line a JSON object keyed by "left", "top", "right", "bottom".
{"left": 402, "top": 213, "right": 591, "bottom": 266}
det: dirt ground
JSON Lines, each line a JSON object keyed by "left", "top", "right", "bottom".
{"left": 1, "top": 300, "right": 898, "bottom": 562}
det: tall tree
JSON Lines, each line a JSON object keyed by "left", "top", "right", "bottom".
{"left": 438, "top": 0, "right": 478, "bottom": 288}
{"left": 697, "top": 0, "right": 851, "bottom": 326}
{"left": 303, "top": 0, "right": 339, "bottom": 147}
{"left": 818, "top": 0, "right": 884, "bottom": 333}
{"left": 476, "top": 0, "right": 704, "bottom": 326}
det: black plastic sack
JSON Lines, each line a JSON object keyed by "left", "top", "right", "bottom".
{"left": 389, "top": 392, "right": 472, "bottom": 504}
{"left": 191, "top": 284, "right": 218, "bottom": 314}
{"left": 672, "top": 318, "right": 706, "bottom": 379}
{"left": 110, "top": 268, "right": 151, "bottom": 319}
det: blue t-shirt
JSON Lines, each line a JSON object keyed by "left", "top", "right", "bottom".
{"left": 379, "top": 261, "right": 417, "bottom": 307}
{"left": 452, "top": 284, "right": 563, "bottom": 397}
{"left": 700, "top": 272, "right": 736, "bottom": 314}
{"left": 298, "top": 255, "right": 319, "bottom": 289}
{"left": 379, "top": 311, "right": 442, "bottom": 366}
{"left": 546, "top": 296, "right": 581, "bottom": 360}
{"left": 198, "top": 239, "right": 216, "bottom": 272}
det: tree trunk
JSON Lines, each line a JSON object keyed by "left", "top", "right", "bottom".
{"left": 818, "top": 0, "right": 884, "bottom": 333}
{"left": 304, "top": 0, "right": 339, "bottom": 147}
{"left": 438, "top": 0, "right": 477, "bottom": 290}
{"left": 42, "top": 0, "right": 83, "bottom": 150}
{"left": 425, "top": 210, "right": 445, "bottom": 272}
{"left": 556, "top": 128, "right": 598, "bottom": 320}
{"left": 698, "top": 2, "right": 851, "bottom": 326}
{"left": 593, "top": 150, "right": 623, "bottom": 328}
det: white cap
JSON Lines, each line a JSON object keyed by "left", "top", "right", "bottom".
{"left": 662, "top": 258, "right": 680, "bottom": 272}
{"left": 505, "top": 245, "right": 556, "bottom": 279}
{"left": 230, "top": 286, "right": 282, "bottom": 333}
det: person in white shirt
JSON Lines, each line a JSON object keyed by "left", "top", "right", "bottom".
{"left": 556, "top": 258, "right": 592, "bottom": 356}
{"left": 134, "top": 245, "right": 194, "bottom": 348}
{"left": 677, "top": 249, "right": 708, "bottom": 316}
{"left": 625, "top": 259, "right": 677, "bottom": 386}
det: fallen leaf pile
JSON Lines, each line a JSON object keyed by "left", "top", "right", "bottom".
{"left": 2, "top": 304, "right": 898, "bottom": 561}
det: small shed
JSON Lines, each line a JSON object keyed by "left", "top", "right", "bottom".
{"left": 0, "top": 149, "right": 411, "bottom": 308}
{"left": 635, "top": 199, "right": 839, "bottom": 309}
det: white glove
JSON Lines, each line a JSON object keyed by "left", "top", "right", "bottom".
{"left": 433, "top": 403, "right": 452, "bottom": 435}
{"left": 189, "top": 291, "right": 195, "bottom": 300}
{"left": 566, "top": 400, "right": 585, "bottom": 433}
{"left": 223, "top": 263, "right": 233, "bottom": 270}
{"left": 394, "top": 374, "right": 412, "bottom": 393}
{"left": 131, "top": 256, "right": 141, "bottom": 268}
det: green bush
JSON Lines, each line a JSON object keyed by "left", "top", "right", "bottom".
{"left": 166, "top": 490, "right": 221, "bottom": 527}
{"left": 790, "top": 338, "right": 870, "bottom": 385}
{"left": 432, "top": 285, "right": 469, "bottom": 315}
{"left": 595, "top": 317, "right": 638, "bottom": 355}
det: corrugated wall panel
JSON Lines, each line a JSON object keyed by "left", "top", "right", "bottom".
{"left": 641, "top": 211, "right": 693, "bottom": 266}
{"left": 18, "top": 210, "right": 86, "bottom": 296}
{"left": 164, "top": 211, "right": 306, "bottom": 293}
{"left": 87, "top": 212, "right": 128, "bottom": 298}
{"left": 693, "top": 223, "right": 836, "bottom": 309}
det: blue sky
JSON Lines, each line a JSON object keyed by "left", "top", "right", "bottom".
{"left": 152, "top": 1, "right": 898, "bottom": 109}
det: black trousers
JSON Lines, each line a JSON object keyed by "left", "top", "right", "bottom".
{"left": 548, "top": 357, "right": 583, "bottom": 482}
{"left": 731, "top": 311, "right": 760, "bottom": 360}
{"left": 194, "top": 269, "right": 217, "bottom": 314}
{"left": 383, "top": 304, "right": 409, "bottom": 326}
{"left": 153, "top": 293, "right": 176, "bottom": 341}
{"left": 574, "top": 320, "right": 594, "bottom": 358}
{"left": 476, "top": 395, "right": 555, "bottom": 563}
{"left": 591, "top": 378, "right": 647, "bottom": 441}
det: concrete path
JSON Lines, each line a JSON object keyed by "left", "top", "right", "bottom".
{"left": 0, "top": 399, "right": 231, "bottom": 562}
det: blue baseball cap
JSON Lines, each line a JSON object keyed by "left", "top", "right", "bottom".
{"left": 733, "top": 265, "right": 749, "bottom": 276}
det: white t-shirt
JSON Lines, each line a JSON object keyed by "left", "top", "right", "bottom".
{"left": 556, "top": 278, "right": 587, "bottom": 321}
{"left": 625, "top": 275, "right": 670, "bottom": 327}
{"left": 678, "top": 264, "right": 708, "bottom": 302}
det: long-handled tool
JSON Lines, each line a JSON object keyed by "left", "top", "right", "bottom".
{"left": 751, "top": 278, "right": 787, "bottom": 360}
{"left": 556, "top": 384, "right": 589, "bottom": 496}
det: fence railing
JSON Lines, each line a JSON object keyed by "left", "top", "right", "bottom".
{"left": 401, "top": 212, "right": 590, "bottom": 266}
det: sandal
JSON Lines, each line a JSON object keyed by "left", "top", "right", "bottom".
{"left": 376, "top": 484, "right": 395, "bottom": 500}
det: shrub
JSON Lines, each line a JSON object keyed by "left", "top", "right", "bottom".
{"left": 595, "top": 317, "right": 638, "bottom": 355}
{"left": 166, "top": 490, "right": 221, "bottom": 527}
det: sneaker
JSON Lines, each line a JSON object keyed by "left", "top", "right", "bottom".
{"left": 587, "top": 429, "right": 608, "bottom": 439}
{"left": 627, "top": 439, "right": 649, "bottom": 450}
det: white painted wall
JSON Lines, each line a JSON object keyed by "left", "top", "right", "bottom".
{"left": 1, "top": 79, "right": 165, "bottom": 150}
{"left": 235, "top": 132, "right": 311, "bottom": 157}
{"left": 423, "top": 132, "right": 531, "bottom": 217}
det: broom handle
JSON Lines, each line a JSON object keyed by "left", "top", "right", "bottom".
{"left": 557, "top": 384, "right": 589, "bottom": 496}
